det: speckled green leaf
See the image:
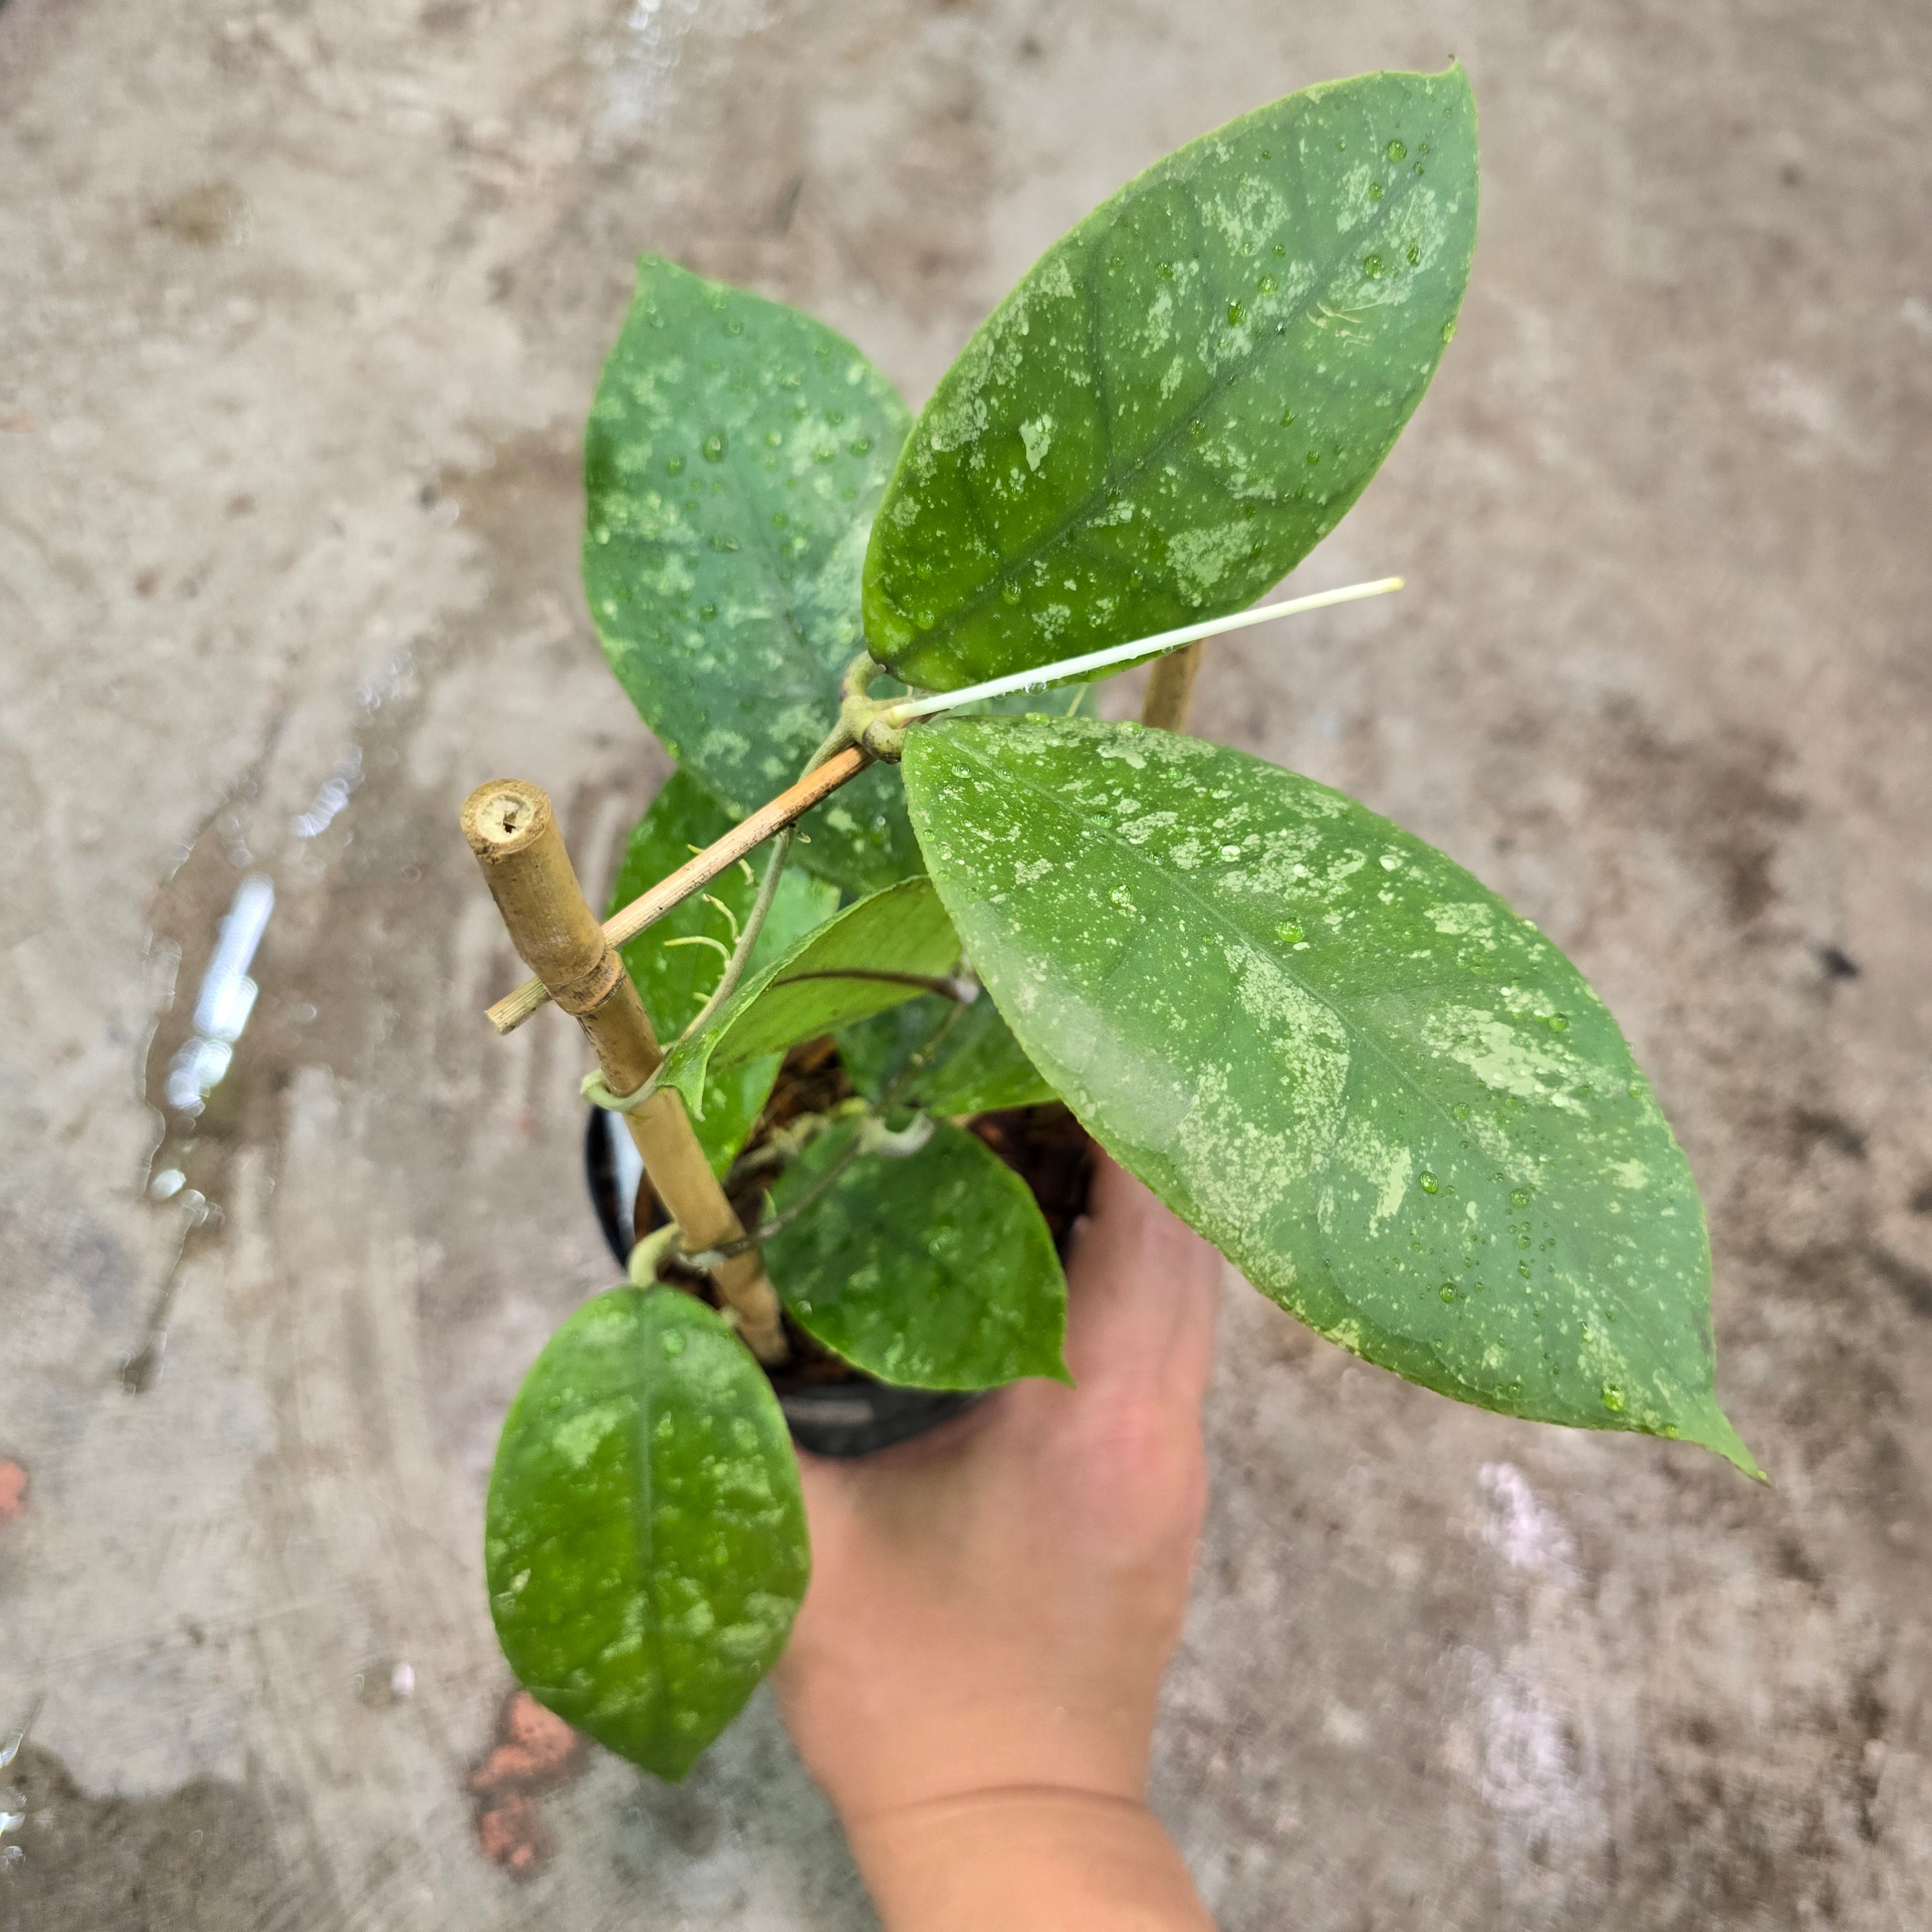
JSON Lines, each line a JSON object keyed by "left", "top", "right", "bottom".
{"left": 903, "top": 717, "right": 1759, "bottom": 1476}
{"left": 837, "top": 991, "right": 1058, "bottom": 1115}
{"left": 766, "top": 1118, "right": 1069, "bottom": 1388}
{"left": 864, "top": 66, "right": 1477, "bottom": 690}
{"left": 663, "top": 878, "right": 960, "bottom": 1115}
{"left": 610, "top": 769, "right": 839, "bottom": 1175}
{"left": 485, "top": 1288, "right": 809, "bottom": 1782}
{"left": 584, "top": 258, "right": 921, "bottom": 892}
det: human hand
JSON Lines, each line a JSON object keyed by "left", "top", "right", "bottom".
{"left": 774, "top": 1151, "right": 1222, "bottom": 1929}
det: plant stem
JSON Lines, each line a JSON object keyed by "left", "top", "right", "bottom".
{"left": 1141, "top": 640, "right": 1203, "bottom": 731}
{"left": 666, "top": 719, "right": 855, "bottom": 1047}
{"left": 714, "top": 1127, "right": 877, "bottom": 1257}
{"left": 706, "top": 996, "right": 972, "bottom": 1261}
{"left": 770, "top": 968, "right": 976, "bottom": 1000}
{"left": 678, "top": 825, "right": 796, "bottom": 1043}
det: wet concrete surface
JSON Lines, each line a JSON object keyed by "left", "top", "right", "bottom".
{"left": 3, "top": 0, "right": 1929, "bottom": 1925}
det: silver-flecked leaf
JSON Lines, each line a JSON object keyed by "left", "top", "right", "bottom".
{"left": 902, "top": 715, "right": 1759, "bottom": 1477}
{"left": 486, "top": 1288, "right": 810, "bottom": 1781}
{"left": 865, "top": 66, "right": 1477, "bottom": 690}
{"left": 585, "top": 259, "right": 921, "bottom": 892}
{"left": 765, "top": 1117, "right": 1069, "bottom": 1388}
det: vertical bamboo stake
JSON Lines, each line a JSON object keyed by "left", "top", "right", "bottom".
{"left": 1140, "top": 640, "right": 1203, "bottom": 732}
{"left": 461, "top": 779, "right": 789, "bottom": 1364}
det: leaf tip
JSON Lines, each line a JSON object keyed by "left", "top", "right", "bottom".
{"left": 1689, "top": 1406, "right": 1767, "bottom": 1485}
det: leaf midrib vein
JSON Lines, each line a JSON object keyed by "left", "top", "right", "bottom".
{"left": 630, "top": 1314, "right": 668, "bottom": 1755}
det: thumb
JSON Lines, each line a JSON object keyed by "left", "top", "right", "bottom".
{"left": 1060, "top": 1153, "right": 1222, "bottom": 1406}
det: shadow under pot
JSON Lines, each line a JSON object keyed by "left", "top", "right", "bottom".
{"left": 585, "top": 1098, "right": 1093, "bottom": 1459}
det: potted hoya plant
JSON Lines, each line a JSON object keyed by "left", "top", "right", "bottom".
{"left": 462, "top": 62, "right": 1758, "bottom": 1786}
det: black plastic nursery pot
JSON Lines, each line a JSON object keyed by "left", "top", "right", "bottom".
{"left": 585, "top": 1082, "right": 1093, "bottom": 1459}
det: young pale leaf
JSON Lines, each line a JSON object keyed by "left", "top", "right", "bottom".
{"left": 765, "top": 1117, "right": 1069, "bottom": 1388}
{"left": 663, "top": 878, "right": 960, "bottom": 1115}
{"left": 864, "top": 66, "right": 1477, "bottom": 691}
{"left": 902, "top": 717, "right": 1760, "bottom": 1477}
{"left": 485, "top": 1288, "right": 809, "bottom": 1782}
{"left": 585, "top": 259, "right": 921, "bottom": 893}
{"left": 611, "top": 768, "right": 839, "bottom": 1174}
{"left": 838, "top": 991, "right": 1059, "bottom": 1115}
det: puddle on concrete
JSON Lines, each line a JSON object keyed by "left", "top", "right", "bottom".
{"left": 120, "top": 425, "right": 601, "bottom": 1393}
{"left": 0, "top": 1736, "right": 289, "bottom": 1926}
{"left": 125, "top": 683, "right": 401, "bottom": 1390}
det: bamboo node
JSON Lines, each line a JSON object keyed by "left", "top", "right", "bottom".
{"left": 550, "top": 946, "right": 626, "bottom": 1018}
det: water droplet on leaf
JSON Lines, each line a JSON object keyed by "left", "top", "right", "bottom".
{"left": 1419, "top": 1171, "right": 1440, "bottom": 1195}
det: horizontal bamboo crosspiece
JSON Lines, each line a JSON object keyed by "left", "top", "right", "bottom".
{"left": 462, "top": 779, "right": 789, "bottom": 1364}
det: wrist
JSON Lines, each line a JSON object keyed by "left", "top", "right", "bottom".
{"left": 845, "top": 1787, "right": 1214, "bottom": 1932}
{"left": 779, "top": 1669, "right": 1155, "bottom": 1822}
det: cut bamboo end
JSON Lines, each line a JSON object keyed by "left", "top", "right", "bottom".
{"left": 462, "top": 779, "right": 623, "bottom": 1020}
{"left": 483, "top": 745, "right": 869, "bottom": 1035}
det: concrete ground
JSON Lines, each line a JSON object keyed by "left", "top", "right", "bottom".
{"left": 3, "top": 0, "right": 1930, "bottom": 1924}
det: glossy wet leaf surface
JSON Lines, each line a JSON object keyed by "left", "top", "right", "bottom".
{"left": 663, "top": 878, "right": 960, "bottom": 1115}
{"left": 765, "top": 1117, "right": 1069, "bottom": 1388}
{"left": 865, "top": 66, "right": 1477, "bottom": 691}
{"left": 486, "top": 1288, "right": 809, "bottom": 1782}
{"left": 610, "top": 769, "right": 839, "bottom": 1173}
{"left": 838, "top": 990, "right": 1058, "bottom": 1115}
{"left": 584, "top": 258, "right": 921, "bottom": 892}
{"left": 903, "top": 716, "right": 1758, "bottom": 1475}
